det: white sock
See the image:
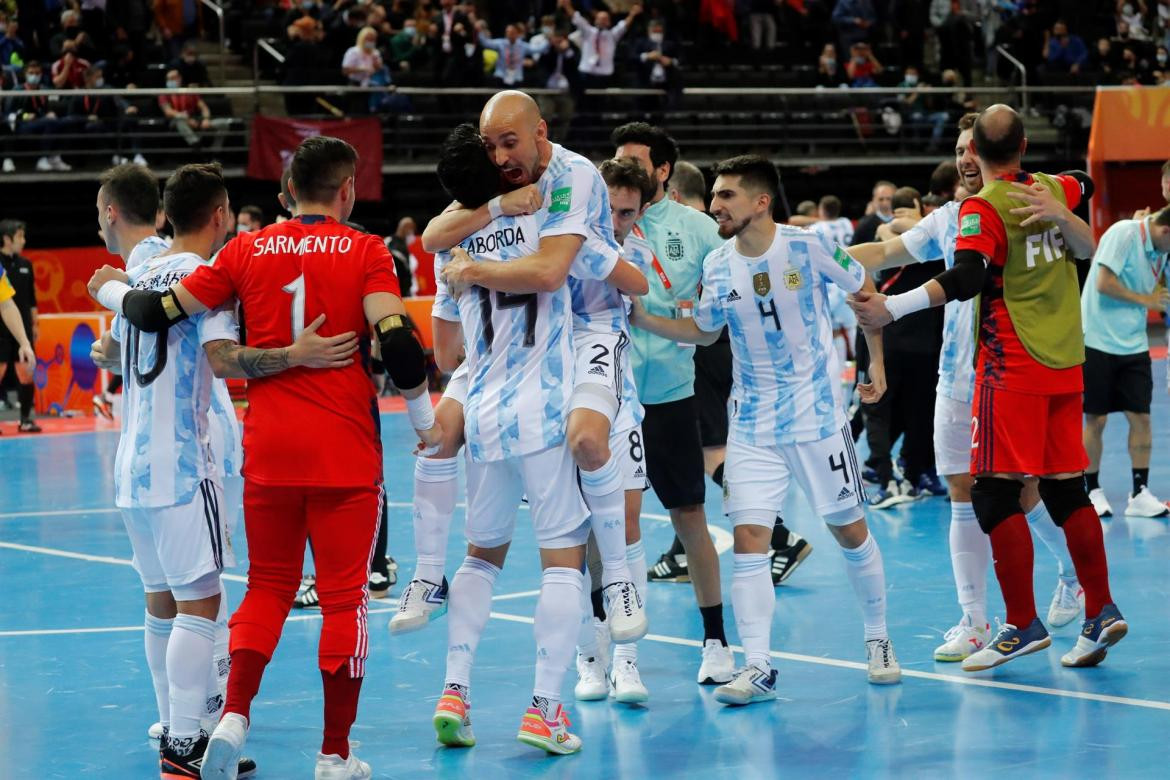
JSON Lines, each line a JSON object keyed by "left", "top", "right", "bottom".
{"left": 580, "top": 456, "right": 629, "bottom": 588}
{"left": 948, "top": 501, "right": 989, "bottom": 626}
{"left": 533, "top": 566, "right": 584, "bottom": 712}
{"left": 1025, "top": 502, "right": 1077, "bottom": 582}
{"left": 144, "top": 611, "right": 173, "bottom": 728}
{"left": 732, "top": 553, "right": 774, "bottom": 669}
{"left": 413, "top": 457, "right": 458, "bottom": 585}
{"left": 840, "top": 532, "right": 888, "bottom": 641}
{"left": 167, "top": 614, "right": 217, "bottom": 740}
{"left": 443, "top": 556, "right": 499, "bottom": 688}
{"left": 612, "top": 539, "right": 647, "bottom": 664}
{"left": 576, "top": 581, "right": 599, "bottom": 657}
{"left": 205, "top": 583, "right": 229, "bottom": 721}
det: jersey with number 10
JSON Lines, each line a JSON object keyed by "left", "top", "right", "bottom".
{"left": 181, "top": 215, "right": 400, "bottom": 488}
{"left": 694, "top": 225, "right": 867, "bottom": 447}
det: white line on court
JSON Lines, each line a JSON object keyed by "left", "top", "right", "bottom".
{"left": 4, "top": 540, "right": 1167, "bottom": 713}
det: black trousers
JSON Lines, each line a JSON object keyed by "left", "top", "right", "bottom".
{"left": 863, "top": 350, "right": 939, "bottom": 485}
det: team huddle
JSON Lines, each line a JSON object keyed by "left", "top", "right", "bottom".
{"left": 85, "top": 91, "right": 1127, "bottom": 780}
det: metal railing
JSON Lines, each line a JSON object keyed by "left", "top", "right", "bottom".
{"left": 996, "top": 45, "right": 1028, "bottom": 115}
{"left": 199, "top": 0, "right": 228, "bottom": 86}
{"left": 252, "top": 39, "right": 286, "bottom": 112}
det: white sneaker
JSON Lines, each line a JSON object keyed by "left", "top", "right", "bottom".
{"left": 36, "top": 157, "right": 52, "bottom": 172}
{"left": 111, "top": 154, "right": 128, "bottom": 165}
{"left": 314, "top": 751, "right": 371, "bottom": 780}
{"left": 866, "top": 638, "right": 902, "bottom": 684}
{"left": 1126, "top": 486, "right": 1169, "bottom": 517}
{"left": 609, "top": 657, "right": 649, "bottom": 703}
{"left": 148, "top": 721, "right": 164, "bottom": 740}
{"left": 1046, "top": 578, "right": 1085, "bottom": 628}
{"left": 2, "top": 158, "right": 14, "bottom": 172}
{"left": 133, "top": 153, "right": 149, "bottom": 166}
{"left": 50, "top": 155, "right": 71, "bottom": 171}
{"left": 713, "top": 664, "right": 778, "bottom": 706}
{"left": 1089, "top": 487, "right": 1113, "bottom": 518}
{"left": 603, "top": 580, "right": 648, "bottom": 644}
{"left": 388, "top": 577, "right": 448, "bottom": 634}
{"left": 697, "top": 639, "right": 735, "bottom": 685}
{"left": 202, "top": 711, "right": 248, "bottom": 779}
{"left": 574, "top": 650, "right": 609, "bottom": 700}
{"left": 933, "top": 615, "right": 991, "bottom": 662}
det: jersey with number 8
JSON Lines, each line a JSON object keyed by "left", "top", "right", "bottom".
{"left": 180, "top": 214, "right": 400, "bottom": 488}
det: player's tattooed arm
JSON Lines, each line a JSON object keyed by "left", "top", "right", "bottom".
{"left": 204, "top": 315, "right": 359, "bottom": 379}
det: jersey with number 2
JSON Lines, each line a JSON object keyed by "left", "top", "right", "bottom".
{"left": 180, "top": 215, "right": 400, "bottom": 488}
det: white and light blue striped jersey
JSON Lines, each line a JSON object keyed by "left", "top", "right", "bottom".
{"left": 125, "top": 234, "right": 243, "bottom": 477}
{"left": 693, "top": 224, "right": 866, "bottom": 446}
{"left": 810, "top": 216, "right": 854, "bottom": 248}
{"left": 110, "top": 252, "right": 240, "bottom": 508}
{"left": 434, "top": 212, "right": 577, "bottom": 463}
{"left": 901, "top": 200, "right": 975, "bottom": 404}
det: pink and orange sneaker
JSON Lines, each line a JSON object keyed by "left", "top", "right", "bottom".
{"left": 433, "top": 688, "right": 476, "bottom": 747}
{"left": 516, "top": 704, "right": 582, "bottom": 755}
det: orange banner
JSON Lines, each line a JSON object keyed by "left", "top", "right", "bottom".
{"left": 25, "top": 246, "right": 115, "bottom": 314}
{"left": 34, "top": 312, "right": 113, "bottom": 416}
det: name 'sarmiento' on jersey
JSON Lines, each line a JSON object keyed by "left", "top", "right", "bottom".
{"left": 251, "top": 235, "right": 355, "bottom": 255}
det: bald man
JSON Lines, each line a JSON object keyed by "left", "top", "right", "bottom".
{"left": 851, "top": 105, "right": 1126, "bottom": 674}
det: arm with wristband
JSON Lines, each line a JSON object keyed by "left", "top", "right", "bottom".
{"left": 420, "top": 185, "right": 544, "bottom": 253}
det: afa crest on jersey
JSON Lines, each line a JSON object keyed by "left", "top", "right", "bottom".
{"left": 665, "top": 234, "right": 684, "bottom": 261}
{"left": 784, "top": 267, "right": 803, "bottom": 290}
{"left": 753, "top": 272, "right": 771, "bottom": 296}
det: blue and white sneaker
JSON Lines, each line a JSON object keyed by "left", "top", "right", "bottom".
{"left": 1061, "top": 603, "right": 1128, "bottom": 667}
{"left": 914, "top": 471, "right": 948, "bottom": 497}
{"left": 868, "top": 479, "right": 915, "bottom": 510}
{"left": 961, "top": 618, "right": 1051, "bottom": 672}
{"left": 389, "top": 577, "right": 449, "bottom": 634}
{"left": 714, "top": 664, "right": 778, "bottom": 706}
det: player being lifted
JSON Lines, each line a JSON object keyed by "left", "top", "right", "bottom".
{"left": 631, "top": 155, "right": 902, "bottom": 705}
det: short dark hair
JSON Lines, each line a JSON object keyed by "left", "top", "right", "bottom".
{"left": 818, "top": 195, "right": 842, "bottom": 219}
{"left": 239, "top": 205, "right": 264, "bottom": 224}
{"left": 599, "top": 157, "right": 656, "bottom": 207}
{"left": 712, "top": 154, "right": 780, "bottom": 202}
{"left": 290, "top": 136, "right": 357, "bottom": 205}
{"left": 958, "top": 112, "right": 979, "bottom": 132}
{"left": 1154, "top": 206, "right": 1170, "bottom": 228}
{"left": 892, "top": 186, "right": 921, "bottom": 210}
{"left": 973, "top": 109, "right": 1025, "bottom": 166}
{"left": 24, "top": 59, "right": 42, "bottom": 72}
{"left": 873, "top": 180, "right": 896, "bottom": 192}
{"left": 929, "top": 160, "right": 959, "bottom": 197}
{"left": 436, "top": 123, "right": 500, "bottom": 209}
{"left": 99, "top": 163, "right": 160, "bottom": 226}
{"left": 669, "top": 160, "right": 707, "bottom": 203}
{"left": 164, "top": 163, "right": 228, "bottom": 235}
{"left": 280, "top": 167, "right": 296, "bottom": 209}
{"left": 0, "top": 219, "right": 26, "bottom": 241}
{"left": 610, "top": 122, "right": 679, "bottom": 184}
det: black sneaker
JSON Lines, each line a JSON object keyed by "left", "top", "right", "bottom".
{"left": 770, "top": 533, "right": 812, "bottom": 585}
{"left": 647, "top": 552, "right": 690, "bottom": 583}
{"left": 18, "top": 420, "right": 42, "bottom": 433}
{"left": 292, "top": 574, "right": 319, "bottom": 609}
{"left": 159, "top": 729, "right": 257, "bottom": 779}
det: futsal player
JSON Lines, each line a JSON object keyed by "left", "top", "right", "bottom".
{"left": 89, "top": 139, "right": 438, "bottom": 779}
{"left": 631, "top": 155, "right": 903, "bottom": 705}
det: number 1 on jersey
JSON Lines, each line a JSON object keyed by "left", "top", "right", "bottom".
{"left": 283, "top": 274, "right": 306, "bottom": 340}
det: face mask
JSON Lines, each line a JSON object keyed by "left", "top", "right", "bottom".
{"left": 905, "top": 74, "right": 918, "bottom": 86}
{"left": 1123, "top": 4, "right": 1134, "bottom": 15}
{"left": 363, "top": 41, "right": 375, "bottom": 50}
{"left": 236, "top": 223, "right": 251, "bottom": 234}
{"left": 404, "top": 25, "right": 416, "bottom": 35}
{"left": 1159, "top": 54, "right": 1169, "bottom": 65}
{"left": 824, "top": 57, "right": 836, "bottom": 69}
{"left": 26, "top": 73, "right": 41, "bottom": 85}
{"left": 648, "top": 32, "right": 663, "bottom": 44}
{"left": 405, "top": 232, "right": 416, "bottom": 244}
{"left": 183, "top": 55, "right": 196, "bottom": 64}
{"left": 166, "top": 79, "right": 180, "bottom": 89}
{"left": 94, "top": 77, "right": 105, "bottom": 88}
{"left": 542, "top": 25, "right": 553, "bottom": 36}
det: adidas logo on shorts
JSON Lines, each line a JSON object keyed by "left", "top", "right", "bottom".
{"left": 588, "top": 365, "right": 607, "bottom": 376}
{"left": 634, "top": 466, "right": 645, "bottom": 477}
{"left": 727, "top": 289, "right": 742, "bottom": 302}
{"left": 837, "top": 486, "right": 853, "bottom": 501}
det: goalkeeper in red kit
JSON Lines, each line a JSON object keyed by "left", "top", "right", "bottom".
{"left": 88, "top": 136, "right": 440, "bottom": 779}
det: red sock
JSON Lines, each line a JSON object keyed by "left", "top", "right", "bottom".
{"left": 989, "top": 514, "right": 1037, "bottom": 628}
{"left": 1060, "top": 506, "right": 1113, "bottom": 617}
{"left": 321, "top": 667, "right": 363, "bottom": 759}
{"left": 224, "top": 649, "right": 268, "bottom": 723}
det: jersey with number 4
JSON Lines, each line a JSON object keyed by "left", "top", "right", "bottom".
{"left": 181, "top": 215, "right": 400, "bottom": 488}
{"left": 694, "top": 224, "right": 867, "bottom": 447}
{"left": 111, "top": 252, "right": 239, "bottom": 508}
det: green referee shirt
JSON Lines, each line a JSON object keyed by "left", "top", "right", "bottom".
{"left": 629, "top": 196, "right": 725, "bottom": 405}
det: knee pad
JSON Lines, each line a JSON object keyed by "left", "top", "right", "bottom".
{"left": 171, "top": 570, "right": 223, "bottom": 602}
{"left": 1037, "top": 476, "right": 1093, "bottom": 526}
{"left": 970, "top": 477, "right": 1023, "bottom": 535}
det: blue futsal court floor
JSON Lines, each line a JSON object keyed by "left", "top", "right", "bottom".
{"left": 3, "top": 385, "right": 1170, "bottom": 779}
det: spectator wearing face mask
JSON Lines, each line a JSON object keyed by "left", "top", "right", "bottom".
{"left": 158, "top": 70, "right": 231, "bottom": 150}
{"left": 50, "top": 9, "right": 98, "bottom": 63}
{"left": 343, "top": 26, "right": 385, "bottom": 86}
{"left": 236, "top": 206, "right": 265, "bottom": 234}
{"left": 1043, "top": 19, "right": 1088, "bottom": 76}
{"left": 897, "top": 66, "right": 948, "bottom": 150}
{"left": 4, "top": 61, "right": 69, "bottom": 172}
{"left": 817, "top": 42, "right": 843, "bottom": 86}
{"left": 845, "top": 41, "right": 881, "bottom": 87}
{"left": 632, "top": 19, "right": 681, "bottom": 105}
{"left": 388, "top": 17, "right": 425, "bottom": 71}
{"left": 67, "top": 64, "right": 147, "bottom": 167}
{"left": 173, "top": 42, "right": 211, "bottom": 87}
{"left": 478, "top": 20, "right": 542, "bottom": 87}
{"left": 51, "top": 40, "right": 91, "bottom": 89}
{"left": 562, "top": 0, "right": 641, "bottom": 90}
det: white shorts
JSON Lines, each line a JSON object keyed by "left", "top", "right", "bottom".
{"left": 613, "top": 424, "right": 649, "bottom": 491}
{"left": 570, "top": 330, "right": 631, "bottom": 426}
{"left": 442, "top": 362, "right": 470, "bottom": 407}
{"left": 724, "top": 425, "right": 866, "bottom": 527}
{"left": 464, "top": 444, "right": 590, "bottom": 549}
{"left": 120, "top": 479, "right": 235, "bottom": 592}
{"left": 933, "top": 393, "right": 973, "bottom": 477}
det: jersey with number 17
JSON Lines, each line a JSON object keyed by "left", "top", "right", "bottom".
{"left": 181, "top": 214, "right": 400, "bottom": 488}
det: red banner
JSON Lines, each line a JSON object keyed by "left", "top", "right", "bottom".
{"left": 25, "top": 246, "right": 114, "bottom": 313}
{"left": 247, "top": 115, "right": 384, "bottom": 201}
